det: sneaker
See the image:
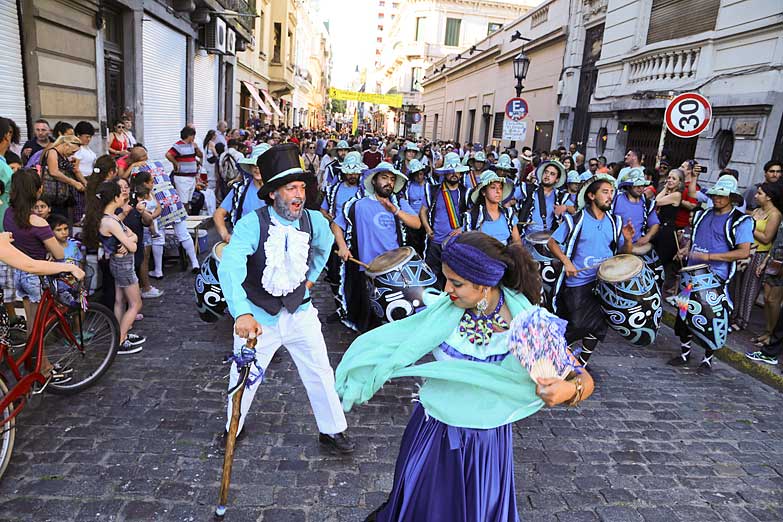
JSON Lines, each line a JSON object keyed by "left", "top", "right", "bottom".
{"left": 149, "top": 271, "right": 164, "bottom": 280}
{"left": 319, "top": 431, "right": 355, "bottom": 454}
{"left": 118, "top": 339, "right": 143, "bottom": 355}
{"left": 9, "top": 316, "right": 26, "bottom": 331}
{"left": 697, "top": 360, "right": 713, "bottom": 372}
{"left": 745, "top": 351, "right": 778, "bottom": 365}
{"left": 191, "top": 266, "right": 200, "bottom": 275}
{"left": 126, "top": 333, "right": 146, "bottom": 346}
{"left": 141, "top": 287, "right": 164, "bottom": 299}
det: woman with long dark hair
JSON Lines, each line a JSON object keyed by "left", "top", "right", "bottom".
{"left": 337, "top": 231, "right": 594, "bottom": 521}
{"left": 462, "top": 171, "right": 521, "bottom": 245}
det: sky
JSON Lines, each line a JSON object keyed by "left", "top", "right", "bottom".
{"left": 322, "top": 0, "right": 377, "bottom": 89}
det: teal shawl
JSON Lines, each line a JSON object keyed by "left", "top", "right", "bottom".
{"left": 335, "top": 287, "right": 544, "bottom": 429}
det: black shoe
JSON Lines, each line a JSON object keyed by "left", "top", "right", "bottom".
{"left": 667, "top": 355, "right": 690, "bottom": 366}
{"left": 697, "top": 361, "right": 713, "bottom": 372}
{"left": 191, "top": 266, "right": 200, "bottom": 275}
{"left": 319, "top": 431, "right": 355, "bottom": 454}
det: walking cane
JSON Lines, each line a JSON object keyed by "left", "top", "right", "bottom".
{"left": 215, "top": 336, "right": 258, "bottom": 518}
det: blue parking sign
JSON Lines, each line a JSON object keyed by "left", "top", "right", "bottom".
{"left": 505, "top": 98, "right": 528, "bottom": 121}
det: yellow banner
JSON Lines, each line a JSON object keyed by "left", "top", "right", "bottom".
{"left": 328, "top": 87, "right": 403, "bottom": 108}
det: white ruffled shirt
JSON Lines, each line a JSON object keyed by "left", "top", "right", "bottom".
{"left": 261, "top": 216, "right": 310, "bottom": 296}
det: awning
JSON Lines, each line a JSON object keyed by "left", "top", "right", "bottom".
{"left": 241, "top": 81, "right": 272, "bottom": 116}
{"left": 261, "top": 88, "right": 285, "bottom": 117}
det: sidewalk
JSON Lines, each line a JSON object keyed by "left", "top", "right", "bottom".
{"left": 661, "top": 300, "right": 783, "bottom": 391}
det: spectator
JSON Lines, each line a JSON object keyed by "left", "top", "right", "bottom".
{"left": 654, "top": 168, "right": 684, "bottom": 295}
{"left": 362, "top": 139, "right": 383, "bottom": 170}
{"left": 73, "top": 121, "right": 97, "bottom": 179}
{"left": 202, "top": 129, "right": 219, "bottom": 215}
{"left": 597, "top": 156, "right": 609, "bottom": 174}
{"left": 7, "top": 119, "right": 21, "bottom": 157}
{"left": 122, "top": 115, "right": 137, "bottom": 147}
{"left": 0, "top": 118, "right": 18, "bottom": 327}
{"left": 165, "top": 126, "right": 203, "bottom": 209}
{"left": 21, "top": 119, "right": 51, "bottom": 164}
{"left": 40, "top": 135, "right": 85, "bottom": 222}
{"left": 562, "top": 156, "right": 575, "bottom": 173}
{"left": 675, "top": 160, "right": 701, "bottom": 230}
{"left": 52, "top": 121, "right": 74, "bottom": 138}
{"left": 130, "top": 170, "right": 163, "bottom": 300}
{"left": 302, "top": 141, "right": 321, "bottom": 180}
{"left": 215, "top": 120, "right": 228, "bottom": 148}
{"left": 574, "top": 153, "right": 586, "bottom": 174}
{"left": 743, "top": 160, "right": 782, "bottom": 211}
{"left": 749, "top": 221, "right": 783, "bottom": 357}
{"left": 731, "top": 182, "right": 782, "bottom": 331}
{"left": 4, "top": 151, "right": 21, "bottom": 173}
{"left": 587, "top": 157, "right": 599, "bottom": 177}
{"left": 643, "top": 166, "right": 660, "bottom": 200}
{"left": 107, "top": 121, "right": 130, "bottom": 158}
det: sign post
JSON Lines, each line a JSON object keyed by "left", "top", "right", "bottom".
{"left": 503, "top": 97, "right": 529, "bottom": 144}
{"left": 655, "top": 92, "right": 712, "bottom": 167}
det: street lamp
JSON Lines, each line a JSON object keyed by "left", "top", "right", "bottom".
{"left": 512, "top": 51, "right": 530, "bottom": 97}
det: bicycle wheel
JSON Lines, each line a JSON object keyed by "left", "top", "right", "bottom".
{"left": 0, "top": 376, "right": 15, "bottom": 480}
{"left": 44, "top": 302, "right": 120, "bottom": 395}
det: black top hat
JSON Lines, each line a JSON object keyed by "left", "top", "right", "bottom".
{"left": 257, "top": 143, "right": 307, "bottom": 201}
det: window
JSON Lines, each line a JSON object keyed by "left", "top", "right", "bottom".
{"left": 272, "top": 22, "right": 282, "bottom": 63}
{"left": 445, "top": 18, "right": 461, "bottom": 46}
{"left": 415, "top": 17, "right": 425, "bottom": 41}
{"left": 258, "top": 11, "right": 265, "bottom": 57}
{"left": 714, "top": 129, "right": 735, "bottom": 169}
{"left": 492, "top": 112, "right": 504, "bottom": 139}
{"left": 410, "top": 67, "right": 423, "bottom": 92}
{"left": 379, "top": 0, "right": 385, "bottom": 5}
{"left": 433, "top": 114, "right": 439, "bottom": 140}
{"left": 378, "top": 12, "right": 384, "bottom": 18}
{"left": 377, "top": 37, "right": 383, "bottom": 43}
{"left": 393, "top": 2, "right": 399, "bottom": 7}
{"left": 378, "top": 25, "right": 384, "bottom": 31}
{"left": 288, "top": 30, "right": 294, "bottom": 62}
{"left": 467, "top": 109, "right": 476, "bottom": 143}
{"left": 647, "top": 0, "right": 719, "bottom": 44}
{"left": 454, "top": 110, "right": 462, "bottom": 141}
{"left": 487, "top": 22, "right": 502, "bottom": 35}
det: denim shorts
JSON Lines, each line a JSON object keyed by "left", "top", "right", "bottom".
{"left": 0, "top": 262, "right": 15, "bottom": 301}
{"left": 109, "top": 254, "right": 138, "bottom": 288}
{"left": 14, "top": 270, "right": 42, "bottom": 303}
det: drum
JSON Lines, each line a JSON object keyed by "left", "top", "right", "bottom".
{"left": 596, "top": 254, "right": 661, "bottom": 346}
{"left": 194, "top": 241, "right": 227, "bottom": 322}
{"left": 365, "top": 246, "right": 437, "bottom": 323}
{"left": 631, "top": 243, "right": 652, "bottom": 255}
{"left": 678, "top": 264, "right": 729, "bottom": 351}
{"left": 632, "top": 243, "right": 664, "bottom": 287}
{"left": 524, "top": 231, "right": 562, "bottom": 309}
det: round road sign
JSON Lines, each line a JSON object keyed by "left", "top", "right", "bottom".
{"left": 505, "top": 98, "right": 528, "bottom": 122}
{"left": 665, "top": 92, "right": 711, "bottom": 138}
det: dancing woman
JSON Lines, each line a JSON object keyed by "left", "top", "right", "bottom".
{"left": 335, "top": 231, "right": 594, "bottom": 522}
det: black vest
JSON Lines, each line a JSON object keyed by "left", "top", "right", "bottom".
{"left": 241, "top": 206, "right": 313, "bottom": 315}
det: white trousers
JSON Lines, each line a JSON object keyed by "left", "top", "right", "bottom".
{"left": 173, "top": 175, "right": 197, "bottom": 205}
{"left": 226, "top": 305, "right": 347, "bottom": 435}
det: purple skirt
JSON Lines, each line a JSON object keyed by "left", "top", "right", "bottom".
{"left": 374, "top": 403, "right": 519, "bottom": 522}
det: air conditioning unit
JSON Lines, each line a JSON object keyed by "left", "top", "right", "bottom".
{"left": 226, "top": 29, "right": 236, "bottom": 55}
{"left": 200, "top": 17, "right": 226, "bottom": 54}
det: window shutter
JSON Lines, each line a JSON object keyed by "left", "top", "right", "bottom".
{"left": 647, "top": 0, "right": 719, "bottom": 45}
{"left": 492, "top": 112, "right": 504, "bottom": 139}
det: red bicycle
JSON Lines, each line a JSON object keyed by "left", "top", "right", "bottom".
{"left": 0, "top": 275, "right": 120, "bottom": 479}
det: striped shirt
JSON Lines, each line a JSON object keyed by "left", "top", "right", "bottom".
{"left": 168, "top": 140, "right": 198, "bottom": 175}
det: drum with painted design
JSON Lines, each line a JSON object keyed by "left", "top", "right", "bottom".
{"left": 632, "top": 242, "right": 664, "bottom": 286}
{"left": 524, "top": 230, "right": 562, "bottom": 310}
{"left": 678, "top": 264, "right": 729, "bottom": 351}
{"left": 194, "top": 241, "right": 228, "bottom": 322}
{"left": 365, "top": 247, "right": 437, "bottom": 323}
{"left": 596, "top": 254, "right": 661, "bottom": 346}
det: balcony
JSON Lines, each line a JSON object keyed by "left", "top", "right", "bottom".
{"left": 218, "top": 0, "right": 256, "bottom": 33}
{"left": 627, "top": 47, "right": 700, "bottom": 85}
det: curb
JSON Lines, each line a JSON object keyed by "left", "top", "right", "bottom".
{"left": 661, "top": 308, "right": 783, "bottom": 392}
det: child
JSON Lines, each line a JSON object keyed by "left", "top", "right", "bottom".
{"left": 33, "top": 195, "right": 52, "bottom": 220}
{"left": 47, "top": 214, "right": 86, "bottom": 306}
{"left": 130, "top": 171, "right": 163, "bottom": 298}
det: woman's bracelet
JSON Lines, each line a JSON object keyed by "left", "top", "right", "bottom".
{"left": 567, "top": 375, "right": 584, "bottom": 407}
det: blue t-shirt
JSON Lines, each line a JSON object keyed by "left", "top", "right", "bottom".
{"left": 220, "top": 183, "right": 266, "bottom": 219}
{"left": 565, "top": 192, "right": 578, "bottom": 208}
{"left": 62, "top": 238, "right": 85, "bottom": 266}
{"left": 406, "top": 181, "right": 427, "bottom": 214}
{"left": 480, "top": 212, "right": 519, "bottom": 245}
{"left": 431, "top": 187, "right": 463, "bottom": 242}
{"left": 463, "top": 171, "right": 480, "bottom": 191}
{"left": 529, "top": 189, "right": 557, "bottom": 233}
{"left": 688, "top": 210, "right": 754, "bottom": 281}
{"left": 612, "top": 192, "right": 660, "bottom": 242}
{"left": 0, "top": 157, "right": 12, "bottom": 232}
{"left": 321, "top": 182, "right": 360, "bottom": 220}
{"left": 551, "top": 211, "right": 624, "bottom": 287}
{"left": 337, "top": 196, "right": 415, "bottom": 268}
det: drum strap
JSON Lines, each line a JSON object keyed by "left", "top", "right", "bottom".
{"left": 440, "top": 184, "right": 461, "bottom": 229}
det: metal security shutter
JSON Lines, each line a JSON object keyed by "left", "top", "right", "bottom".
{"left": 193, "top": 53, "right": 219, "bottom": 148}
{"left": 492, "top": 112, "right": 504, "bottom": 139}
{"left": 142, "top": 17, "right": 187, "bottom": 163}
{"left": 0, "top": 0, "right": 28, "bottom": 140}
{"left": 647, "top": 0, "right": 720, "bottom": 44}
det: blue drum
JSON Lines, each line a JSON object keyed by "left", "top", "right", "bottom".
{"left": 679, "top": 263, "right": 729, "bottom": 351}
{"left": 194, "top": 241, "right": 228, "bottom": 322}
{"left": 524, "top": 230, "right": 562, "bottom": 310}
{"left": 365, "top": 247, "right": 437, "bottom": 323}
{"left": 596, "top": 254, "right": 661, "bottom": 346}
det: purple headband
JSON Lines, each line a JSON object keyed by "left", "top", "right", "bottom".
{"left": 441, "top": 239, "right": 507, "bottom": 287}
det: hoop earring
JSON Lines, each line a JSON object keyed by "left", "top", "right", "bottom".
{"left": 476, "top": 288, "right": 489, "bottom": 315}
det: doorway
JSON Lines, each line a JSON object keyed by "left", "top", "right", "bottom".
{"left": 103, "top": 6, "right": 125, "bottom": 126}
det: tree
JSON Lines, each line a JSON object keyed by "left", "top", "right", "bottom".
{"left": 331, "top": 99, "right": 347, "bottom": 115}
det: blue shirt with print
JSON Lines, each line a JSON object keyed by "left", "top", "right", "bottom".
{"left": 336, "top": 196, "right": 414, "bottom": 268}
{"left": 612, "top": 192, "right": 660, "bottom": 242}
{"left": 688, "top": 210, "right": 753, "bottom": 281}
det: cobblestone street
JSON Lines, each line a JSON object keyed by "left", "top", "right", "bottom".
{"left": 1, "top": 265, "right": 783, "bottom": 522}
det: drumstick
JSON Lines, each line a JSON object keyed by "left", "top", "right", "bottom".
{"left": 673, "top": 230, "right": 685, "bottom": 268}
{"left": 575, "top": 262, "right": 603, "bottom": 273}
{"left": 347, "top": 257, "right": 370, "bottom": 269}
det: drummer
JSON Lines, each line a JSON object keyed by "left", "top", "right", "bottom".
{"left": 333, "top": 162, "right": 420, "bottom": 331}
{"left": 564, "top": 170, "right": 581, "bottom": 215}
{"left": 611, "top": 167, "right": 661, "bottom": 281}
{"left": 213, "top": 144, "right": 270, "bottom": 243}
{"left": 548, "top": 174, "right": 635, "bottom": 366}
{"left": 401, "top": 158, "right": 428, "bottom": 256}
{"left": 462, "top": 171, "right": 521, "bottom": 245}
{"left": 464, "top": 150, "right": 487, "bottom": 191}
{"left": 322, "top": 151, "right": 366, "bottom": 305}
{"left": 669, "top": 174, "right": 753, "bottom": 370}
{"left": 420, "top": 152, "right": 470, "bottom": 289}
{"left": 517, "top": 160, "right": 569, "bottom": 236}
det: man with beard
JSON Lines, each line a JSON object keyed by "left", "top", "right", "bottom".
{"left": 420, "top": 152, "right": 470, "bottom": 288}
{"left": 517, "top": 160, "right": 569, "bottom": 236}
{"left": 322, "top": 139, "right": 351, "bottom": 190}
{"left": 332, "top": 162, "right": 420, "bottom": 331}
{"left": 548, "top": 174, "right": 635, "bottom": 366}
{"left": 218, "top": 143, "right": 354, "bottom": 453}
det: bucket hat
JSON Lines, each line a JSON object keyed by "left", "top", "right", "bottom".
{"left": 535, "top": 160, "right": 567, "bottom": 189}
{"left": 406, "top": 158, "right": 426, "bottom": 174}
{"left": 706, "top": 174, "right": 741, "bottom": 197}
{"left": 335, "top": 139, "right": 351, "bottom": 150}
{"left": 578, "top": 173, "right": 617, "bottom": 209}
{"left": 618, "top": 167, "right": 649, "bottom": 188}
{"left": 403, "top": 141, "right": 420, "bottom": 152}
{"left": 363, "top": 161, "right": 408, "bottom": 195}
{"left": 470, "top": 170, "right": 513, "bottom": 204}
{"left": 494, "top": 154, "right": 517, "bottom": 174}
{"left": 435, "top": 152, "right": 470, "bottom": 175}
{"left": 566, "top": 170, "right": 581, "bottom": 184}
{"left": 468, "top": 151, "right": 487, "bottom": 168}
{"left": 340, "top": 150, "right": 368, "bottom": 175}
{"left": 238, "top": 143, "right": 271, "bottom": 166}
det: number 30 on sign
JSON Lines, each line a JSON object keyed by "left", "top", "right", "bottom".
{"left": 665, "top": 93, "right": 712, "bottom": 138}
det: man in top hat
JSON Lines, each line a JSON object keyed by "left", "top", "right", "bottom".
{"left": 214, "top": 144, "right": 270, "bottom": 243}
{"left": 332, "top": 162, "right": 420, "bottom": 331}
{"left": 611, "top": 167, "right": 662, "bottom": 281}
{"left": 669, "top": 174, "right": 753, "bottom": 371}
{"left": 420, "top": 152, "right": 470, "bottom": 288}
{"left": 464, "top": 151, "right": 487, "bottom": 190}
{"left": 362, "top": 138, "right": 383, "bottom": 169}
{"left": 322, "top": 151, "right": 366, "bottom": 304}
{"left": 548, "top": 174, "right": 635, "bottom": 366}
{"left": 218, "top": 143, "right": 354, "bottom": 453}
{"left": 517, "top": 160, "right": 570, "bottom": 236}
{"left": 322, "top": 139, "right": 351, "bottom": 190}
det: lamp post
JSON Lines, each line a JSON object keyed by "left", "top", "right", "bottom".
{"left": 482, "top": 104, "right": 491, "bottom": 148}
{"left": 510, "top": 51, "right": 530, "bottom": 148}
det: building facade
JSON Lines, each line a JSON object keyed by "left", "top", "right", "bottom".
{"left": 570, "top": 0, "right": 783, "bottom": 187}
{"left": 420, "top": 0, "right": 567, "bottom": 150}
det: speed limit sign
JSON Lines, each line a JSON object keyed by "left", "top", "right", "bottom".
{"left": 665, "top": 92, "right": 712, "bottom": 138}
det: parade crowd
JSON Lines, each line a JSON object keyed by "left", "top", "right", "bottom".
{"left": 1, "top": 111, "right": 783, "bottom": 520}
